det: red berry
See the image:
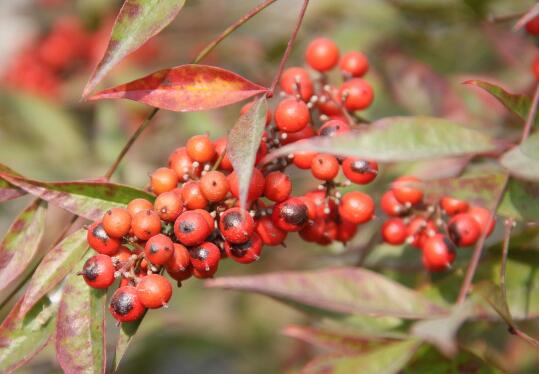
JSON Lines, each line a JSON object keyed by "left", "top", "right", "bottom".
{"left": 422, "top": 234, "right": 456, "bottom": 272}
{"left": 186, "top": 134, "right": 215, "bottom": 163}
{"left": 144, "top": 234, "right": 174, "bottom": 266}
{"left": 299, "top": 219, "right": 326, "bottom": 243}
{"left": 264, "top": 171, "right": 292, "bottom": 202}
{"left": 102, "top": 208, "right": 131, "bottom": 238}
{"left": 275, "top": 98, "right": 310, "bottom": 133}
{"left": 339, "top": 51, "right": 369, "bottom": 77}
{"left": 169, "top": 147, "right": 199, "bottom": 179}
{"left": 132, "top": 209, "right": 162, "bottom": 241}
{"left": 241, "top": 101, "right": 272, "bottom": 125}
{"left": 317, "top": 87, "right": 342, "bottom": 116}
{"left": 136, "top": 274, "right": 172, "bottom": 309}
{"left": 280, "top": 67, "right": 314, "bottom": 101}
{"left": 272, "top": 197, "right": 309, "bottom": 232}
{"left": 318, "top": 119, "right": 350, "bottom": 137}
{"left": 174, "top": 210, "right": 211, "bottom": 246}
{"left": 380, "top": 190, "right": 405, "bottom": 217}
{"left": 440, "top": 196, "right": 469, "bottom": 216}
{"left": 336, "top": 219, "right": 358, "bottom": 243}
{"left": 406, "top": 216, "right": 437, "bottom": 249}
{"left": 339, "top": 79, "right": 374, "bottom": 111}
{"left": 190, "top": 242, "right": 220, "bottom": 274}
{"left": 224, "top": 232, "right": 263, "bottom": 264}
{"left": 468, "top": 206, "right": 495, "bottom": 237}
{"left": 150, "top": 167, "right": 178, "bottom": 195}
{"left": 311, "top": 154, "right": 340, "bottom": 181}
{"left": 293, "top": 151, "right": 317, "bottom": 169}
{"left": 305, "top": 38, "right": 339, "bottom": 72}
{"left": 193, "top": 209, "right": 215, "bottom": 230}
{"left": 228, "top": 168, "right": 265, "bottom": 203}
{"left": 127, "top": 198, "right": 154, "bottom": 218}
{"left": 81, "top": 254, "right": 115, "bottom": 289}
{"left": 181, "top": 181, "right": 208, "bottom": 210}
{"left": 87, "top": 221, "right": 121, "bottom": 256}
{"left": 109, "top": 286, "right": 146, "bottom": 322}
{"left": 256, "top": 216, "right": 287, "bottom": 246}
{"left": 219, "top": 207, "right": 255, "bottom": 244}
{"left": 200, "top": 170, "right": 229, "bottom": 202}
{"left": 213, "top": 138, "right": 233, "bottom": 171}
{"left": 338, "top": 191, "right": 374, "bottom": 224}
{"left": 281, "top": 125, "right": 315, "bottom": 145}
{"left": 304, "top": 190, "right": 337, "bottom": 220}
{"left": 448, "top": 213, "right": 481, "bottom": 247}
{"left": 166, "top": 243, "right": 191, "bottom": 274}
{"left": 526, "top": 15, "right": 539, "bottom": 36}
{"left": 342, "top": 158, "right": 378, "bottom": 185}
{"left": 381, "top": 218, "right": 407, "bottom": 245}
{"left": 154, "top": 191, "right": 183, "bottom": 222}
{"left": 391, "top": 176, "right": 423, "bottom": 205}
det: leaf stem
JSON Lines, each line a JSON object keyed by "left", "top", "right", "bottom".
{"left": 520, "top": 83, "right": 539, "bottom": 143}
{"left": 267, "top": 0, "right": 310, "bottom": 98}
{"left": 499, "top": 218, "right": 514, "bottom": 302}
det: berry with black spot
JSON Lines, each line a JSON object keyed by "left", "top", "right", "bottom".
{"left": 150, "top": 167, "right": 178, "bottom": 195}
{"left": 81, "top": 254, "right": 115, "bottom": 289}
{"left": 318, "top": 119, "right": 350, "bottom": 137}
{"left": 339, "top": 51, "right": 369, "bottom": 77}
{"left": 87, "top": 221, "right": 121, "bottom": 256}
{"left": 310, "top": 153, "right": 340, "bottom": 181}
{"left": 174, "top": 210, "right": 211, "bottom": 246}
{"left": 272, "top": 197, "right": 309, "bottom": 232}
{"left": 264, "top": 171, "right": 292, "bottom": 202}
{"left": 338, "top": 191, "right": 374, "bottom": 224}
{"left": 190, "top": 242, "right": 220, "bottom": 275}
{"left": 144, "top": 233, "right": 174, "bottom": 266}
{"left": 109, "top": 286, "right": 146, "bottom": 322}
{"left": 200, "top": 170, "right": 229, "bottom": 203}
{"left": 219, "top": 207, "right": 255, "bottom": 244}
{"left": 391, "top": 176, "right": 423, "bottom": 205}
{"left": 275, "top": 97, "right": 310, "bottom": 133}
{"left": 256, "top": 216, "right": 287, "bottom": 246}
{"left": 342, "top": 158, "right": 378, "bottom": 185}
{"left": 305, "top": 37, "right": 340, "bottom": 72}
{"left": 422, "top": 234, "right": 456, "bottom": 272}
{"left": 224, "top": 232, "right": 263, "bottom": 264}
{"left": 181, "top": 181, "right": 208, "bottom": 210}
{"left": 136, "top": 274, "right": 172, "bottom": 309}
{"left": 132, "top": 209, "right": 162, "bottom": 241}
{"left": 154, "top": 191, "right": 183, "bottom": 222}
{"left": 102, "top": 208, "right": 131, "bottom": 238}
{"left": 448, "top": 213, "right": 481, "bottom": 247}
{"left": 440, "top": 196, "right": 469, "bottom": 216}
{"left": 339, "top": 78, "right": 373, "bottom": 111}
{"left": 228, "top": 168, "right": 265, "bottom": 203}
{"left": 381, "top": 218, "right": 407, "bottom": 245}
{"left": 186, "top": 134, "right": 215, "bottom": 163}
{"left": 280, "top": 67, "right": 314, "bottom": 101}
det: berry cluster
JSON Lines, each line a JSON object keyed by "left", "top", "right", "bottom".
{"left": 380, "top": 176, "right": 495, "bottom": 272}
{"left": 80, "top": 38, "right": 380, "bottom": 322}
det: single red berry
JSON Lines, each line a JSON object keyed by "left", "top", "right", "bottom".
{"left": 526, "top": 15, "right": 539, "bottom": 36}
{"left": 190, "top": 242, "right": 220, "bottom": 274}
{"left": 102, "top": 208, "right": 131, "bottom": 238}
{"left": 381, "top": 218, "right": 407, "bottom": 245}
{"left": 338, "top": 191, "right": 374, "bottom": 224}
{"left": 127, "top": 198, "right": 154, "bottom": 218}
{"left": 380, "top": 190, "right": 405, "bottom": 217}
{"left": 144, "top": 234, "right": 174, "bottom": 266}
{"left": 339, "top": 78, "right": 374, "bottom": 111}
{"left": 422, "top": 234, "right": 456, "bottom": 272}
{"left": 181, "top": 181, "right": 208, "bottom": 210}
{"left": 317, "top": 87, "right": 342, "bottom": 116}
{"left": 224, "top": 232, "right": 263, "bottom": 264}
{"left": 256, "top": 216, "right": 287, "bottom": 246}
{"left": 136, "top": 274, "right": 172, "bottom": 309}
{"left": 200, "top": 170, "right": 229, "bottom": 202}
{"left": 280, "top": 125, "right": 315, "bottom": 145}
{"left": 468, "top": 206, "right": 495, "bottom": 237}
{"left": 174, "top": 210, "right": 211, "bottom": 246}
{"left": 305, "top": 37, "right": 340, "bottom": 72}
{"left": 81, "top": 254, "right": 115, "bottom": 289}
{"left": 154, "top": 191, "right": 183, "bottom": 222}
{"left": 440, "top": 196, "right": 469, "bottom": 216}
{"left": 275, "top": 98, "right": 310, "bottom": 133}
{"left": 186, "top": 134, "right": 215, "bottom": 163}
{"left": 299, "top": 219, "right": 326, "bottom": 243}
{"left": 219, "top": 207, "right": 255, "bottom": 244}
{"left": 311, "top": 153, "right": 340, "bottom": 181}
{"left": 406, "top": 216, "right": 437, "bottom": 249}
{"left": 166, "top": 243, "right": 191, "bottom": 275}
{"left": 109, "top": 286, "right": 146, "bottom": 322}
{"left": 448, "top": 213, "right": 481, "bottom": 247}
{"left": 339, "top": 51, "right": 369, "bottom": 77}
{"left": 391, "top": 176, "right": 423, "bottom": 205}
{"left": 228, "top": 168, "right": 265, "bottom": 203}
{"left": 168, "top": 147, "right": 200, "bottom": 180}
{"left": 132, "top": 209, "right": 162, "bottom": 241}
{"left": 193, "top": 209, "right": 215, "bottom": 230}
{"left": 342, "top": 158, "right": 378, "bottom": 185}
{"left": 314, "top": 220, "right": 338, "bottom": 245}
{"left": 292, "top": 151, "right": 317, "bottom": 169}
{"left": 318, "top": 119, "right": 350, "bottom": 137}
{"left": 150, "top": 167, "right": 178, "bottom": 195}
{"left": 272, "top": 197, "right": 309, "bottom": 232}
{"left": 213, "top": 138, "right": 233, "bottom": 171}
{"left": 304, "top": 190, "right": 337, "bottom": 220}
{"left": 280, "top": 67, "right": 314, "bottom": 101}
{"left": 336, "top": 219, "right": 358, "bottom": 243}
{"left": 241, "top": 101, "right": 272, "bottom": 125}
{"left": 264, "top": 171, "right": 292, "bottom": 202}
{"left": 87, "top": 221, "right": 121, "bottom": 256}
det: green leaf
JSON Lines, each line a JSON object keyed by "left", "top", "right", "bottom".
{"left": 113, "top": 314, "right": 146, "bottom": 371}
{"left": 498, "top": 179, "right": 539, "bottom": 223}
{"left": 206, "top": 267, "right": 447, "bottom": 319}
{"left": 83, "top": 0, "right": 187, "bottom": 97}
{"left": 56, "top": 253, "right": 106, "bottom": 374}
{"left": 227, "top": 96, "right": 267, "bottom": 210}
{"left": 265, "top": 116, "right": 497, "bottom": 162}
{"left": 0, "top": 199, "right": 47, "bottom": 295}
{"left": 301, "top": 340, "right": 421, "bottom": 374}
{"left": 500, "top": 133, "right": 539, "bottom": 182}
{"left": 0, "top": 174, "right": 154, "bottom": 221}
{"left": 18, "top": 229, "right": 88, "bottom": 318}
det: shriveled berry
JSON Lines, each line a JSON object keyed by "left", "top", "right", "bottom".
{"left": 311, "top": 153, "right": 340, "bottom": 181}
{"left": 144, "top": 234, "right": 174, "bottom": 266}
{"left": 136, "top": 274, "right": 172, "bottom": 309}
{"left": 154, "top": 191, "right": 183, "bottom": 222}
{"left": 391, "top": 176, "right": 423, "bottom": 205}
{"left": 87, "top": 221, "right": 120, "bottom": 256}
{"left": 264, "top": 171, "right": 292, "bottom": 202}
{"left": 339, "top": 51, "right": 369, "bottom": 77}
{"left": 102, "top": 208, "right": 131, "bottom": 238}
{"left": 150, "top": 167, "right": 178, "bottom": 195}
{"left": 339, "top": 78, "right": 373, "bottom": 111}
{"left": 422, "top": 234, "right": 456, "bottom": 272}
{"left": 256, "top": 216, "right": 287, "bottom": 246}
{"left": 305, "top": 37, "right": 339, "bottom": 72}
{"left": 228, "top": 168, "right": 265, "bottom": 203}
{"left": 339, "top": 191, "right": 374, "bottom": 224}
{"left": 440, "top": 196, "right": 469, "bottom": 216}
{"left": 448, "top": 213, "right": 481, "bottom": 247}
{"left": 275, "top": 97, "right": 310, "bottom": 133}
{"left": 81, "top": 254, "right": 115, "bottom": 289}
{"left": 174, "top": 210, "right": 211, "bottom": 246}
{"left": 186, "top": 134, "right": 215, "bottom": 163}
{"left": 342, "top": 158, "right": 378, "bottom": 185}
{"left": 224, "top": 232, "right": 263, "bottom": 264}
{"left": 200, "top": 170, "right": 229, "bottom": 202}
{"left": 280, "top": 67, "right": 314, "bottom": 101}
{"left": 381, "top": 218, "right": 407, "bottom": 245}
{"left": 109, "top": 286, "right": 146, "bottom": 322}
{"left": 272, "top": 197, "right": 309, "bottom": 232}
{"left": 132, "top": 209, "right": 162, "bottom": 241}
{"left": 219, "top": 207, "right": 255, "bottom": 244}
{"left": 181, "top": 181, "right": 208, "bottom": 210}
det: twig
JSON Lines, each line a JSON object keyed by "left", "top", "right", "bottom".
{"left": 499, "top": 219, "right": 515, "bottom": 302}
{"left": 520, "top": 83, "right": 539, "bottom": 143}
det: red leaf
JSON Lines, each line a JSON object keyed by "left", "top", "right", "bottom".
{"left": 88, "top": 65, "right": 268, "bottom": 112}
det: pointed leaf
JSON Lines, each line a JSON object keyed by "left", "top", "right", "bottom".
{"left": 283, "top": 325, "right": 370, "bottom": 354}
{"left": 265, "top": 116, "right": 497, "bottom": 163}
{"left": 500, "top": 132, "right": 539, "bottom": 182}
{"left": 0, "top": 163, "right": 25, "bottom": 202}
{"left": 475, "top": 282, "right": 513, "bottom": 325}
{"left": 0, "top": 174, "right": 153, "bottom": 221}
{"left": 206, "top": 267, "right": 447, "bottom": 319}
{"left": 89, "top": 65, "right": 268, "bottom": 111}
{"left": 499, "top": 179, "right": 539, "bottom": 223}
{"left": 113, "top": 314, "right": 146, "bottom": 371}
{"left": 0, "top": 199, "right": 47, "bottom": 294}
{"left": 514, "top": 3, "right": 539, "bottom": 31}
{"left": 227, "top": 96, "right": 267, "bottom": 210}
{"left": 56, "top": 253, "right": 106, "bottom": 374}
{"left": 83, "top": 0, "right": 187, "bottom": 97}
{"left": 18, "top": 229, "right": 88, "bottom": 318}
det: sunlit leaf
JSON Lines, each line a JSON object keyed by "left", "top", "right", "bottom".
{"left": 227, "top": 96, "right": 267, "bottom": 210}
{"left": 206, "top": 267, "right": 447, "bottom": 319}
{"left": 83, "top": 0, "right": 187, "bottom": 97}
{"left": 500, "top": 132, "right": 539, "bottom": 182}
{"left": 0, "top": 199, "right": 47, "bottom": 295}
{"left": 89, "top": 65, "right": 268, "bottom": 112}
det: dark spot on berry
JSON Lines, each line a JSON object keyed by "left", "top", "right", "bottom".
{"left": 223, "top": 211, "right": 242, "bottom": 230}
{"left": 179, "top": 221, "right": 194, "bottom": 233}
{"left": 351, "top": 160, "right": 369, "bottom": 173}
{"left": 150, "top": 243, "right": 159, "bottom": 254}
{"left": 83, "top": 260, "right": 100, "bottom": 281}
{"left": 448, "top": 223, "right": 460, "bottom": 245}
{"left": 229, "top": 240, "right": 252, "bottom": 257}
{"left": 93, "top": 224, "right": 109, "bottom": 243}
{"left": 320, "top": 126, "right": 337, "bottom": 137}
{"left": 281, "top": 202, "right": 308, "bottom": 226}
{"left": 111, "top": 291, "right": 133, "bottom": 316}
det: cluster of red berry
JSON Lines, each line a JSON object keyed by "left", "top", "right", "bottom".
{"left": 380, "top": 176, "right": 495, "bottom": 272}
{"left": 80, "top": 38, "right": 381, "bottom": 322}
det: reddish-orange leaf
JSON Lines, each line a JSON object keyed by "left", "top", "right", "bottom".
{"left": 89, "top": 65, "right": 268, "bottom": 112}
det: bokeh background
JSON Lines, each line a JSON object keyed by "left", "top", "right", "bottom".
{"left": 1, "top": 0, "right": 539, "bottom": 373}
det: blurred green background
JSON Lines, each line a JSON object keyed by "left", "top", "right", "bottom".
{"left": 1, "top": 0, "right": 539, "bottom": 373}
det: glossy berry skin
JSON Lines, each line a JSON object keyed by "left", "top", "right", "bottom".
{"left": 219, "top": 207, "right": 255, "bottom": 244}
{"left": 318, "top": 119, "right": 350, "bottom": 137}
{"left": 136, "top": 274, "right": 172, "bottom": 309}
{"left": 186, "top": 134, "right": 215, "bottom": 163}
{"left": 264, "top": 171, "right": 292, "bottom": 202}
{"left": 468, "top": 206, "right": 495, "bottom": 237}
{"left": 144, "top": 234, "right": 174, "bottom": 266}
{"left": 168, "top": 147, "right": 199, "bottom": 179}
{"left": 338, "top": 191, "right": 374, "bottom": 224}
{"left": 448, "top": 213, "right": 481, "bottom": 247}
{"left": 381, "top": 218, "right": 407, "bottom": 245}
{"left": 190, "top": 242, "right": 220, "bottom": 273}
{"left": 127, "top": 198, "right": 154, "bottom": 218}
{"left": 181, "top": 181, "right": 208, "bottom": 210}
{"left": 241, "top": 101, "right": 272, "bottom": 125}
{"left": 213, "top": 138, "right": 233, "bottom": 171}
{"left": 256, "top": 216, "right": 287, "bottom": 246}
{"left": 154, "top": 191, "right": 183, "bottom": 222}
{"left": 339, "top": 51, "right": 369, "bottom": 77}
{"left": 526, "top": 15, "right": 539, "bottom": 36}
{"left": 132, "top": 210, "right": 162, "bottom": 241}
{"left": 281, "top": 125, "right": 315, "bottom": 145}
{"left": 150, "top": 167, "right": 178, "bottom": 195}
{"left": 380, "top": 190, "right": 405, "bottom": 217}
{"left": 166, "top": 243, "right": 191, "bottom": 274}
{"left": 280, "top": 67, "right": 314, "bottom": 101}
{"left": 81, "top": 254, "right": 115, "bottom": 289}
{"left": 193, "top": 209, "right": 215, "bottom": 230}
{"left": 200, "top": 170, "right": 229, "bottom": 202}
{"left": 339, "top": 78, "right": 374, "bottom": 111}
{"left": 342, "top": 158, "right": 378, "bottom": 185}
{"left": 87, "top": 221, "right": 121, "bottom": 256}
{"left": 228, "top": 168, "right": 265, "bottom": 203}
{"left": 305, "top": 37, "right": 339, "bottom": 72}
{"left": 440, "top": 196, "right": 469, "bottom": 216}
{"left": 422, "top": 234, "right": 456, "bottom": 272}
{"left": 224, "top": 232, "right": 263, "bottom": 264}
{"left": 109, "top": 286, "right": 146, "bottom": 322}
{"left": 311, "top": 154, "right": 340, "bottom": 181}
{"left": 174, "top": 210, "right": 211, "bottom": 246}
{"left": 272, "top": 197, "right": 309, "bottom": 232}
{"left": 391, "top": 176, "right": 423, "bottom": 205}
{"left": 275, "top": 98, "right": 310, "bottom": 133}
{"left": 102, "top": 208, "right": 131, "bottom": 238}
{"left": 336, "top": 219, "right": 358, "bottom": 243}
{"left": 293, "top": 151, "right": 317, "bottom": 169}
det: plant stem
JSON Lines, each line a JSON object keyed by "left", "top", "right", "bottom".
{"left": 521, "top": 83, "right": 539, "bottom": 143}
{"left": 267, "top": 0, "right": 310, "bottom": 97}
{"left": 499, "top": 219, "right": 514, "bottom": 302}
